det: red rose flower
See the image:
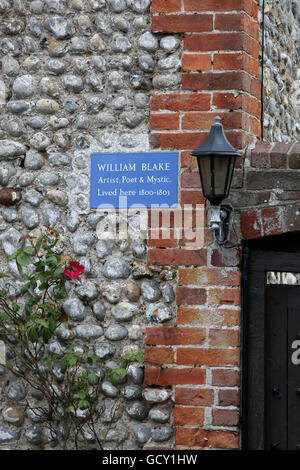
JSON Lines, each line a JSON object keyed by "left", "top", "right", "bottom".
{"left": 64, "top": 261, "right": 84, "bottom": 279}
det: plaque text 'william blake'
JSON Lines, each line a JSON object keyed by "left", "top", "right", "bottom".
{"left": 90, "top": 152, "right": 179, "bottom": 208}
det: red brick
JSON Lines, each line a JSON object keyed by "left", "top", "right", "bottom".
{"left": 184, "top": 32, "right": 258, "bottom": 56}
{"left": 151, "top": 0, "right": 181, "bottom": 12}
{"left": 212, "top": 409, "right": 239, "bottom": 426}
{"left": 179, "top": 267, "right": 240, "bottom": 287}
{"left": 212, "top": 369, "right": 239, "bottom": 386}
{"left": 182, "top": 71, "right": 251, "bottom": 93}
{"left": 148, "top": 248, "right": 207, "bottom": 266}
{"left": 208, "top": 288, "right": 240, "bottom": 307}
{"left": 240, "top": 209, "right": 261, "bottom": 239}
{"left": 176, "top": 287, "right": 207, "bottom": 305}
{"left": 214, "top": 53, "right": 259, "bottom": 76}
{"left": 184, "top": 0, "right": 258, "bottom": 19}
{"left": 181, "top": 190, "right": 206, "bottom": 205}
{"left": 181, "top": 171, "right": 201, "bottom": 189}
{"left": 150, "top": 132, "right": 209, "bottom": 151}
{"left": 209, "top": 328, "right": 240, "bottom": 347}
{"left": 219, "top": 389, "right": 240, "bottom": 406}
{"left": 181, "top": 151, "right": 198, "bottom": 169}
{"left": 182, "top": 53, "right": 211, "bottom": 71}
{"left": 175, "top": 427, "right": 239, "bottom": 449}
{"left": 210, "top": 247, "right": 242, "bottom": 267}
{"left": 251, "top": 77, "right": 261, "bottom": 99}
{"left": 145, "top": 347, "right": 174, "bottom": 365}
{"left": 182, "top": 111, "right": 248, "bottom": 131}
{"left": 261, "top": 207, "right": 283, "bottom": 237}
{"left": 145, "top": 327, "right": 206, "bottom": 345}
{"left": 215, "top": 13, "right": 258, "bottom": 40}
{"left": 178, "top": 308, "right": 240, "bottom": 327}
{"left": 177, "top": 348, "right": 240, "bottom": 366}
{"left": 250, "top": 115, "right": 261, "bottom": 138}
{"left": 146, "top": 367, "right": 206, "bottom": 385}
{"left": 152, "top": 14, "right": 213, "bottom": 33}
{"left": 151, "top": 93, "right": 211, "bottom": 112}
{"left": 176, "top": 387, "right": 214, "bottom": 406}
{"left": 148, "top": 232, "right": 178, "bottom": 248}
{"left": 150, "top": 113, "right": 180, "bottom": 130}
{"left": 174, "top": 407, "right": 204, "bottom": 426}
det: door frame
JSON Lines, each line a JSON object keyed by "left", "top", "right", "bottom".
{"left": 242, "top": 247, "right": 300, "bottom": 450}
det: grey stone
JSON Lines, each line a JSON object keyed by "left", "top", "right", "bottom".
{"left": 101, "top": 381, "right": 119, "bottom": 398}
{"left": 48, "top": 152, "right": 70, "bottom": 166}
{"left": 44, "top": 17, "right": 73, "bottom": 39}
{"left": 143, "top": 388, "right": 172, "bottom": 404}
{"left": 75, "top": 114, "right": 90, "bottom": 129}
{"left": 127, "top": 0, "right": 150, "bottom": 12}
{"left": 141, "top": 280, "right": 161, "bottom": 302}
{"left": 55, "top": 324, "right": 74, "bottom": 341}
{"left": 73, "top": 233, "right": 94, "bottom": 255}
{"left": 28, "top": 18, "right": 43, "bottom": 38}
{"left": 95, "top": 14, "right": 113, "bottom": 35}
{"left": 132, "top": 241, "right": 146, "bottom": 258}
{"left": 76, "top": 281, "right": 98, "bottom": 301}
{"left": 96, "top": 112, "right": 114, "bottom": 127}
{"left": 66, "top": 211, "right": 80, "bottom": 232}
{"left": 21, "top": 206, "right": 40, "bottom": 229}
{"left": 94, "top": 341, "right": 115, "bottom": 359}
{"left": 70, "top": 37, "right": 88, "bottom": 53}
{"left": 13, "top": 75, "right": 35, "bottom": 98}
{"left": 0, "top": 227, "right": 23, "bottom": 257}
{"left": 3, "top": 208, "right": 18, "bottom": 223}
{"left": 92, "top": 55, "right": 106, "bottom": 71}
{"left": 145, "top": 302, "right": 173, "bottom": 323}
{"left": 63, "top": 74, "right": 84, "bottom": 93}
{"left": 25, "top": 425, "right": 43, "bottom": 445}
{"left": 47, "top": 189, "right": 68, "bottom": 206}
{"left": 87, "top": 70, "right": 103, "bottom": 90}
{"left": 126, "top": 401, "right": 149, "bottom": 421}
{"left": 105, "top": 324, "right": 128, "bottom": 341}
{"left": 113, "top": 17, "right": 130, "bottom": 33}
{"left": 121, "top": 385, "right": 142, "bottom": 401}
{"left": 23, "top": 189, "right": 44, "bottom": 207}
{"left": 96, "top": 240, "right": 113, "bottom": 259}
{"left": 162, "top": 285, "right": 175, "bottom": 303}
{"left": 152, "top": 426, "right": 173, "bottom": 442}
{"left": 129, "top": 71, "right": 152, "bottom": 90}
{"left": 149, "top": 407, "right": 171, "bottom": 423}
{"left": 6, "top": 118, "right": 24, "bottom": 137}
{"left": 157, "top": 54, "right": 181, "bottom": 71}
{"left": 0, "top": 140, "right": 26, "bottom": 158}
{"left": 75, "top": 324, "right": 104, "bottom": 340}
{"left": 105, "top": 426, "right": 128, "bottom": 443}
{"left": 86, "top": 95, "right": 106, "bottom": 113}
{"left": 92, "top": 301, "right": 106, "bottom": 321}
{"left": 30, "top": 1, "right": 44, "bottom": 14}
{"left": 132, "top": 424, "right": 150, "bottom": 443}
{"left": 24, "top": 151, "right": 45, "bottom": 170}
{"left": 2, "top": 55, "right": 20, "bottom": 76}
{"left": 48, "top": 340, "right": 65, "bottom": 357}
{"left": 138, "top": 32, "right": 159, "bottom": 52}
{"left": 0, "top": 164, "right": 15, "bottom": 186}
{"left": 102, "top": 257, "right": 130, "bottom": 279}
{"left": 47, "top": 59, "right": 66, "bottom": 75}
{"left": 107, "top": 0, "right": 126, "bottom": 12}
{"left": 112, "top": 96, "right": 128, "bottom": 110}
{"left": 7, "top": 100, "right": 30, "bottom": 114}
{"left": 112, "top": 34, "right": 131, "bottom": 53}
{"left": 26, "top": 116, "right": 46, "bottom": 130}
{"left": 1, "top": 37, "right": 22, "bottom": 56}
{"left": 111, "top": 302, "right": 138, "bottom": 322}
{"left": 0, "top": 425, "right": 20, "bottom": 443}
{"left": 153, "top": 73, "right": 181, "bottom": 89}
{"left": 101, "top": 402, "right": 123, "bottom": 423}
{"left": 121, "top": 111, "right": 144, "bottom": 128}
{"left": 109, "top": 71, "right": 123, "bottom": 90}
{"left": 63, "top": 298, "right": 88, "bottom": 322}
{"left": 138, "top": 54, "right": 154, "bottom": 73}
{"left": 135, "top": 93, "right": 149, "bottom": 108}
{"left": 160, "top": 36, "right": 181, "bottom": 52}
{"left": 42, "top": 205, "right": 61, "bottom": 227}
{"left": 7, "top": 380, "right": 26, "bottom": 401}
{"left": 127, "top": 365, "right": 144, "bottom": 385}
{"left": 39, "top": 172, "right": 60, "bottom": 186}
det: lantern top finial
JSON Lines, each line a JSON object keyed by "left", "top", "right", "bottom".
{"left": 191, "top": 116, "right": 242, "bottom": 158}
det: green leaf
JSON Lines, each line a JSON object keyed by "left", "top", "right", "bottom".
{"left": 23, "top": 246, "right": 34, "bottom": 255}
{"left": 79, "top": 390, "right": 86, "bottom": 400}
{"left": 21, "top": 282, "right": 31, "bottom": 295}
{"left": 46, "top": 254, "right": 59, "bottom": 269}
{"left": 78, "top": 399, "right": 90, "bottom": 410}
{"left": 28, "top": 327, "right": 39, "bottom": 343}
{"left": 53, "top": 265, "right": 63, "bottom": 279}
{"left": 35, "top": 319, "right": 49, "bottom": 328}
{"left": 16, "top": 252, "right": 30, "bottom": 267}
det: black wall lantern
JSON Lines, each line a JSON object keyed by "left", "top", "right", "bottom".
{"left": 191, "top": 116, "right": 242, "bottom": 244}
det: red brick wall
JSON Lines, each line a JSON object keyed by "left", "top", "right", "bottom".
{"left": 145, "top": 0, "right": 260, "bottom": 450}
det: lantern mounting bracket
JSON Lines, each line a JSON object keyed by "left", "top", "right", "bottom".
{"left": 210, "top": 204, "right": 233, "bottom": 244}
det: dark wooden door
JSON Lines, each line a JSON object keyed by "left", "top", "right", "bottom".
{"left": 243, "top": 248, "right": 300, "bottom": 450}
{"left": 265, "top": 286, "right": 300, "bottom": 450}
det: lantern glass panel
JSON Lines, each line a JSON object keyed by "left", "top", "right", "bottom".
{"left": 214, "top": 155, "right": 235, "bottom": 199}
{"left": 197, "top": 155, "right": 211, "bottom": 198}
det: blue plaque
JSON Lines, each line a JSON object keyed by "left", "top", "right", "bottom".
{"left": 90, "top": 152, "right": 179, "bottom": 209}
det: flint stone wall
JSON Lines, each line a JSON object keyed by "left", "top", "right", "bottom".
{"left": 261, "top": 0, "right": 300, "bottom": 142}
{"left": 0, "top": 0, "right": 182, "bottom": 450}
